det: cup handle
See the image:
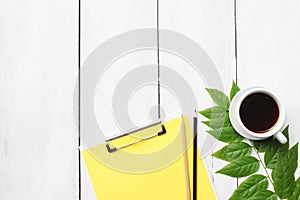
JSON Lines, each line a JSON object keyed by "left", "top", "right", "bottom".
{"left": 274, "top": 131, "right": 287, "bottom": 144}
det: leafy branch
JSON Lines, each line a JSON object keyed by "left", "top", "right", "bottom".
{"left": 200, "top": 81, "right": 300, "bottom": 200}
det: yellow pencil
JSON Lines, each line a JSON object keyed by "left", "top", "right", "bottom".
{"left": 181, "top": 114, "right": 191, "bottom": 200}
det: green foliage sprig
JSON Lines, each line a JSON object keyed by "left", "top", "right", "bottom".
{"left": 200, "top": 81, "right": 300, "bottom": 200}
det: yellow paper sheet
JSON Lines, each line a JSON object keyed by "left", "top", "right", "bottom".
{"left": 82, "top": 116, "right": 216, "bottom": 200}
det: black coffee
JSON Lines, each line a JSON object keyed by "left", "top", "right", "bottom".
{"left": 239, "top": 93, "right": 279, "bottom": 133}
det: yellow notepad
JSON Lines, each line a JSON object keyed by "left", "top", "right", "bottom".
{"left": 82, "top": 116, "right": 216, "bottom": 200}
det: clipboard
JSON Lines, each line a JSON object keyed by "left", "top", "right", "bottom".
{"left": 105, "top": 121, "right": 166, "bottom": 153}
{"left": 82, "top": 116, "right": 216, "bottom": 200}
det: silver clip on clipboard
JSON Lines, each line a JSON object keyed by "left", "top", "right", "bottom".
{"left": 105, "top": 121, "right": 167, "bottom": 153}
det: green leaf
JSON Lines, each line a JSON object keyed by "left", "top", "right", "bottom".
{"left": 216, "top": 156, "right": 259, "bottom": 178}
{"left": 230, "top": 80, "right": 240, "bottom": 100}
{"left": 229, "top": 174, "right": 268, "bottom": 200}
{"left": 272, "top": 148, "right": 296, "bottom": 199}
{"left": 253, "top": 138, "right": 274, "bottom": 153}
{"left": 271, "top": 126, "right": 296, "bottom": 199}
{"left": 207, "top": 127, "right": 243, "bottom": 143}
{"left": 199, "top": 106, "right": 227, "bottom": 119}
{"left": 261, "top": 126, "right": 290, "bottom": 169}
{"left": 264, "top": 149, "right": 278, "bottom": 169}
{"left": 249, "top": 190, "right": 278, "bottom": 200}
{"left": 264, "top": 140, "right": 281, "bottom": 169}
{"left": 289, "top": 177, "right": 300, "bottom": 200}
{"left": 212, "top": 142, "right": 252, "bottom": 161}
{"left": 288, "top": 143, "right": 299, "bottom": 173}
{"left": 202, "top": 112, "right": 231, "bottom": 129}
{"left": 205, "top": 88, "right": 230, "bottom": 108}
{"left": 282, "top": 125, "right": 291, "bottom": 149}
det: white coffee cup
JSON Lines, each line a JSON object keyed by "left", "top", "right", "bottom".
{"left": 229, "top": 87, "right": 287, "bottom": 144}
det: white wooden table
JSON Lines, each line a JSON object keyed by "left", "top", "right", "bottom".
{"left": 0, "top": 0, "right": 299, "bottom": 199}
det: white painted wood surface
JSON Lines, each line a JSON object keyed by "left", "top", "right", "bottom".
{"left": 159, "top": 0, "right": 237, "bottom": 199}
{"left": 237, "top": 0, "right": 300, "bottom": 179}
{"left": 0, "top": 0, "right": 79, "bottom": 200}
{"left": 1, "top": 0, "right": 300, "bottom": 199}
{"left": 80, "top": 0, "right": 157, "bottom": 199}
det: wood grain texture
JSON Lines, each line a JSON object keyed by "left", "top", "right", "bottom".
{"left": 237, "top": 0, "right": 300, "bottom": 179}
{"left": 159, "top": 0, "right": 236, "bottom": 199}
{"left": 0, "top": 0, "right": 79, "bottom": 199}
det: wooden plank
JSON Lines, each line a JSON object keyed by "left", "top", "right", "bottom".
{"left": 0, "top": 0, "right": 79, "bottom": 199}
{"left": 159, "top": 0, "right": 236, "bottom": 199}
{"left": 80, "top": 0, "right": 157, "bottom": 199}
{"left": 237, "top": 0, "right": 300, "bottom": 179}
